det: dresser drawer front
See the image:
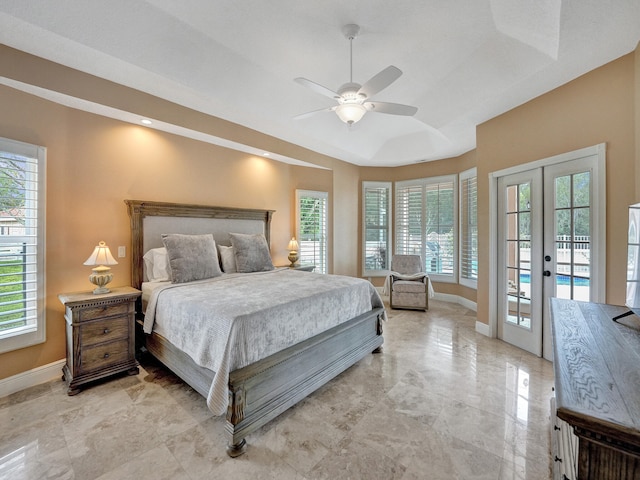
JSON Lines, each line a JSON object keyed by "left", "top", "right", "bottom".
{"left": 80, "top": 317, "right": 129, "bottom": 347}
{"left": 79, "top": 302, "right": 130, "bottom": 321}
{"left": 80, "top": 340, "right": 129, "bottom": 373}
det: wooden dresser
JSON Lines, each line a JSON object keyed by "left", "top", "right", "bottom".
{"left": 59, "top": 286, "right": 141, "bottom": 395}
{"left": 550, "top": 298, "right": 640, "bottom": 479}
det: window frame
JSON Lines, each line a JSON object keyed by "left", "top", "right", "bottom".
{"left": 0, "top": 137, "right": 46, "bottom": 354}
{"left": 295, "top": 189, "right": 328, "bottom": 274}
{"left": 362, "top": 181, "right": 392, "bottom": 277}
{"left": 395, "top": 175, "right": 458, "bottom": 284}
{"left": 459, "top": 168, "right": 478, "bottom": 289}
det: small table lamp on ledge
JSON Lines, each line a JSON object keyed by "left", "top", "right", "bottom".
{"left": 287, "top": 237, "right": 299, "bottom": 267}
{"left": 84, "top": 241, "right": 118, "bottom": 294}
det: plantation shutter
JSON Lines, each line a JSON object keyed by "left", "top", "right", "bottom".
{"left": 363, "top": 182, "right": 391, "bottom": 274}
{"left": 0, "top": 137, "right": 46, "bottom": 352}
{"left": 460, "top": 172, "right": 478, "bottom": 284}
{"left": 396, "top": 176, "right": 457, "bottom": 281}
{"left": 395, "top": 184, "right": 423, "bottom": 256}
{"left": 296, "top": 190, "right": 328, "bottom": 274}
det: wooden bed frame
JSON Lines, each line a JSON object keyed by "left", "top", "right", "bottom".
{"left": 125, "top": 200, "right": 384, "bottom": 456}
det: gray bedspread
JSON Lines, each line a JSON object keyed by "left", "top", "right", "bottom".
{"left": 143, "top": 268, "right": 385, "bottom": 415}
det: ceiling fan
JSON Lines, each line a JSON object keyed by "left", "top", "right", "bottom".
{"left": 294, "top": 24, "right": 418, "bottom": 125}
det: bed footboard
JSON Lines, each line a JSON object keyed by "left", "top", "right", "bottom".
{"left": 225, "top": 307, "right": 384, "bottom": 456}
{"left": 143, "top": 307, "right": 383, "bottom": 457}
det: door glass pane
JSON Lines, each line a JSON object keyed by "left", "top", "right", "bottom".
{"left": 507, "top": 240, "right": 518, "bottom": 268}
{"left": 573, "top": 172, "right": 590, "bottom": 207}
{"left": 507, "top": 213, "right": 518, "bottom": 240}
{"left": 556, "top": 209, "right": 571, "bottom": 237}
{"left": 519, "top": 212, "right": 531, "bottom": 239}
{"left": 553, "top": 171, "right": 591, "bottom": 301}
{"left": 505, "top": 181, "right": 532, "bottom": 330}
{"left": 519, "top": 241, "right": 531, "bottom": 300}
{"left": 574, "top": 207, "right": 590, "bottom": 237}
{"left": 555, "top": 176, "right": 570, "bottom": 208}
{"left": 518, "top": 183, "right": 530, "bottom": 211}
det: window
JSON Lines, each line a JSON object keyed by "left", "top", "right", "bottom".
{"left": 0, "top": 137, "right": 46, "bottom": 354}
{"left": 396, "top": 175, "right": 457, "bottom": 282}
{"left": 362, "top": 182, "right": 391, "bottom": 276}
{"left": 296, "top": 190, "right": 328, "bottom": 274}
{"left": 459, "top": 168, "right": 478, "bottom": 288}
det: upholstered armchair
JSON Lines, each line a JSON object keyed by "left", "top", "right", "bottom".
{"left": 388, "top": 254, "right": 430, "bottom": 311}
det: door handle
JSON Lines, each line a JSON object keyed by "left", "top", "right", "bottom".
{"left": 543, "top": 270, "right": 551, "bottom": 277}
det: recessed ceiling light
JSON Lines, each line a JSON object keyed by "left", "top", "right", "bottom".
{"left": 141, "top": 119, "right": 152, "bottom": 125}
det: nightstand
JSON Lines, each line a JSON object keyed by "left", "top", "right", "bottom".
{"left": 58, "top": 286, "right": 141, "bottom": 395}
{"left": 278, "top": 265, "right": 316, "bottom": 272}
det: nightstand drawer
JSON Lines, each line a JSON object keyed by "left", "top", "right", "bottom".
{"left": 79, "top": 302, "right": 130, "bottom": 322}
{"left": 80, "top": 317, "right": 129, "bottom": 347}
{"left": 80, "top": 339, "right": 129, "bottom": 374}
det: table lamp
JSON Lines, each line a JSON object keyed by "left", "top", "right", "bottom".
{"left": 84, "top": 241, "right": 118, "bottom": 294}
{"left": 287, "top": 237, "right": 299, "bottom": 267}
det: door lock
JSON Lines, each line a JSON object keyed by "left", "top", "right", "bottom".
{"left": 544, "top": 255, "right": 551, "bottom": 262}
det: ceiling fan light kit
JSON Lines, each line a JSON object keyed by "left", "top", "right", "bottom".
{"left": 336, "top": 103, "right": 367, "bottom": 124}
{"left": 295, "top": 24, "right": 417, "bottom": 126}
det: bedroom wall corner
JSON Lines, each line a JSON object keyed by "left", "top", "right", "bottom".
{"left": 332, "top": 161, "right": 360, "bottom": 276}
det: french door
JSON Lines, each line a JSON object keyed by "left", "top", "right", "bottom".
{"left": 496, "top": 147, "right": 605, "bottom": 359}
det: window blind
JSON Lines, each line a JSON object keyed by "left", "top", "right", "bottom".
{"left": 363, "top": 182, "right": 391, "bottom": 274}
{"left": 396, "top": 176, "right": 456, "bottom": 279}
{"left": 297, "top": 190, "right": 327, "bottom": 274}
{"left": 0, "top": 143, "right": 43, "bottom": 345}
{"left": 460, "top": 173, "right": 478, "bottom": 283}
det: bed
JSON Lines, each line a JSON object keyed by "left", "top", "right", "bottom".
{"left": 125, "top": 200, "right": 385, "bottom": 456}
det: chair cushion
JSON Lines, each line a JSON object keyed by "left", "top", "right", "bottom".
{"left": 391, "top": 255, "right": 423, "bottom": 275}
{"left": 392, "top": 279, "right": 426, "bottom": 294}
{"left": 392, "top": 292, "right": 427, "bottom": 309}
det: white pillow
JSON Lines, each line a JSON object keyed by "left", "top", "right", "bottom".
{"left": 218, "top": 245, "right": 237, "bottom": 273}
{"left": 143, "top": 247, "right": 170, "bottom": 282}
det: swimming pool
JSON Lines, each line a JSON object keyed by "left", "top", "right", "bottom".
{"left": 520, "top": 273, "right": 590, "bottom": 287}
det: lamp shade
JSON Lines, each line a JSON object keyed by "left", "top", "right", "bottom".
{"left": 84, "top": 241, "right": 118, "bottom": 266}
{"left": 336, "top": 103, "right": 366, "bottom": 125}
{"left": 287, "top": 237, "right": 299, "bottom": 251}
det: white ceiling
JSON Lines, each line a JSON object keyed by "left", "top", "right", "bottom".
{"left": 1, "top": 0, "right": 639, "bottom": 167}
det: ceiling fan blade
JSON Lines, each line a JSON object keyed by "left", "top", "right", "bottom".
{"left": 294, "top": 78, "right": 340, "bottom": 100}
{"left": 358, "top": 66, "right": 402, "bottom": 99}
{"left": 293, "top": 106, "right": 336, "bottom": 120}
{"left": 365, "top": 101, "right": 418, "bottom": 116}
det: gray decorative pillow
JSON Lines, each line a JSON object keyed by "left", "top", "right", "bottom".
{"left": 229, "top": 233, "right": 274, "bottom": 273}
{"left": 161, "top": 233, "right": 222, "bottom": 283}
{"left": 217, "top": 245, "right": 237, "bottom": 273}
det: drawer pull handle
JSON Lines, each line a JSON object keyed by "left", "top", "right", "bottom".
{"left": 103, "top": 353, "right": 110, "bottom": 359}
{"left": 103, "top": 328, "right": 110, "bottom": 334}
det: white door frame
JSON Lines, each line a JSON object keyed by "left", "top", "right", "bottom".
{"left": 487, "top": 144, "right": 606, "bottom": 348}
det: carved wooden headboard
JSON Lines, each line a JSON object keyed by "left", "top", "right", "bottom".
{"left": 124, "top": 200, "right": 274, "bottom": 289}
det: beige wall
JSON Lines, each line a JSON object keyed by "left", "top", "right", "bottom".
{"left": 0, "top": 84, "right": 337, "bottom": 380}
{"left": 1, "top": 43, "right": 638, "bottom": 382}
{"left": 476, "top": 51, "right": 637, "bottom": 325}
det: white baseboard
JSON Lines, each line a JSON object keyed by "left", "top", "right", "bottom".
{"left": 432, "top": 292, "right": 477, "bottom": 312}
{"left": 0, "top": 359, "right": 65, "bottom": 399}
{"left": 475, "top": 321, "right": 491, "bottom": 337}
{"left": 377, "top": 287, "right": 478, "bottom": 313}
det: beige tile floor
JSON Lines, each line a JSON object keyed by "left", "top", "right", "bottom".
{"left": 0, "top": 300, "right": 555, "bottom": 479}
